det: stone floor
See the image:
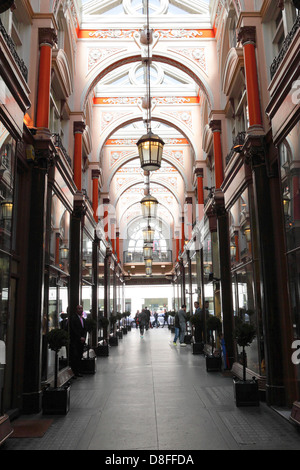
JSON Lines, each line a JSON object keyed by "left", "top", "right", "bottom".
{"left": 2, "top": 327, "right": 300, "bottom": 452}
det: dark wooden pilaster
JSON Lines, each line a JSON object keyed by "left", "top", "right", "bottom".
{"left": 22, "top": 136, "right": 54, "bottom": 413}
{"left": 69, "top": 195, "right": 86, "bottom": 317}
{"left": 212, "top": 190, "right": 235, "bottom": 367}
{"left": 244, "top": 134, "right": 286, "bottom": 406}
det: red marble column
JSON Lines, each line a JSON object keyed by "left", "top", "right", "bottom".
{"left": 209, "top": 120, "right": 223, "bottom": 189}
{"left": 36, "top": 28, "right": 57, "bottom": 128}
{"left": 238, "top": 26, "right": 262, "bottom": 128}
{"left": 92, "top": 169, "right": 101, "bottom": 223}
{"left": 73, "top": 121, "right": 86, "bottom": 191}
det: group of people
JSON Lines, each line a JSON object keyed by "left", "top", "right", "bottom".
{"left": 172, "top": 300, "right": 207, "bottom": 347}
{"left": 135, "top": 308, "right": 169, "bottom": 337}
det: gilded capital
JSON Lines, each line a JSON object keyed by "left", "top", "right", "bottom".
{"left": 73, "top": 121, "right": 86, "bottom": 134}
{"left": 237, "top": 26, "right": 256, "bottom": 46}
{"left": 38, "top": 28, "right": 57, "bottom": 47}
{"left": 209, "top": 120, "right": 222, "bottom": 133}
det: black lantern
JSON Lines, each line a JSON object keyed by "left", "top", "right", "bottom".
{"left": 145, "top": 266, "right": 152, "bottom": 276}
{"left": 137, "top": 131, "right": 164, "bottom": 171}
{"left": 292, "top": 0, "right": 300, "bottom": 9}
{"left": 0, "top": 1, "right": 14, "bottom": 13}
{"left": 143, "top": 243, "right": 153, "bottom": 260}
{"left": 60, "top": 245, "right": 69, "bottom": 260}
{"left": 140, "top": 193, "right": 158, "bottom": 218}
{"left": 1, "top": 199, "right": 13, "bottom": 220}
{"left": 142, "top": 225, "right": 155, "bottom": 244}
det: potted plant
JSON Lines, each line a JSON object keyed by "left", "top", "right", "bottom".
{"left": 96, "top": 316, "right": 109, "bottom": 356}
{"left": 233, "top": 322, "right": 259, "bottom": 406}
{"left": 190, "top": 312, "right": 204, "bottom": 355}
{"left": 42, "top": 328, "right": 70, "bottom": 415}
{"left": 121, "top": 312, "right": 128, "bottom": 334}
{"left": 109, "top": 314, "right": 118, "bottom": 346}
{"left": 116, "top": 312, "right": 123, "bottom": 338}
{"left": 80, "top": 316, "right": 97, "bottom": 374}
{"left": 184, "top": 312, "right": 192, "bottom": 344}
{"left": 205, "top": 315, "right": 222, "bottom": 371}
{"left": 124, "top": 311, "right": 131, "bottom": 331}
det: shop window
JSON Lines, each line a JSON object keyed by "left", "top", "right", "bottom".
{"left": 0, "top": 136, "right": 16, "bottom": 253}
{"left": 279, "top": 127, "right": 300, "bottom": 342}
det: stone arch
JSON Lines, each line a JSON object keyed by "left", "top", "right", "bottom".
{"left": 80, "top": 50, "right": 215, "bottom": 113}
{"left": 105, "top": 151, "right": 188, "bottom": 193}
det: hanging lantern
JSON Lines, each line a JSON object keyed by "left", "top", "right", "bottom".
{"left": 1, "top": 199, "right": 13, "bottom": 220}
{"left": 137, "top": 131, "right": 165, "bottom": 171}
{"left": 244, "top": 225, "right": 251, "bottom": 243}
{"left": 140, "top": 194, "right": 158, "bottom": 218}
{"left": 60, "top": 245, "right": 69, "bottom": 260}
{"left": 230, "top": 242, "right": 236, "bottom": 259}
{"left": 145, "top": 258, "right": 152, "bottom": 269}
{"left": 283, "top": 194, "right": 290, "bottom": 216}
{"left": 142, "top": 225, "right": 155, "bottom": 244}
{"left": 143, "top": 243, "right": 153, "bottom": 260}
{"left": 145, "top": 266, "right": 152, "bottom": 276}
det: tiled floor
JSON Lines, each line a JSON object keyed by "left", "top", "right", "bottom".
{"left": 2, "top": 327, "right": 300, "bottom": 451}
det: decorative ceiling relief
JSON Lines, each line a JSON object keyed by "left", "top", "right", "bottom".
{"left": 88, "top": 29, "right": 137, "bottom": 39}
{"left": 162, "top": 110, "right": 193, "bottom": 130}
{"left": 88, "top": 48, "right": 125, "bottom": 71}
{"left": 169, "top": 47, "right": 207, "bottom": 72}
{"left": 156, "top": 29, "right": 206, "bottom": 39}
{"left": 100, "top": 111, "right": 133, "bottom": 131}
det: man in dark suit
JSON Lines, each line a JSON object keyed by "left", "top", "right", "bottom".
{"left": 69, "top": 305, "right": 87, "bottom": 377}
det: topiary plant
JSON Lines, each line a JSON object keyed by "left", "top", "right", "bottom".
{"left": 206, "top": 315, "right": 222, "bottom": 354}
{"left": 234, "top": 322, "right": 256, "bottom": 381}
{"left": 46, "top": 328, "right": 69, "bottom": 388}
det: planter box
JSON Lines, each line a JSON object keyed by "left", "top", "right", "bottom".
{"left": 109, "top": 336, "right": 118, "bottom": 346}
{"left": 42, "top": 385, "right": 70, "bottom": 415}
{"left": 206, "top": 354, "right": 222, "bottom": 371}
{"left": 95, "top": 344, "right": 109, "bottom": 356}
{"left": 233, "top": 377, "right": 259, "bottom": 407}
{"left": 193, "top": 342, "right": 204, "bottom": 355}
{"left": 80, "top": 357, "right": 96, "bottom": 374}
{"left": 184, "top": 334, "right": 192, "bottom": 344}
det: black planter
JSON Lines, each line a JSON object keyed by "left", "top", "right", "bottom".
{"left": 95, "top": 344, "right": 109, "bottom": 356}
{"left": 184, "top": 334, "right": 192, "bottom": 344}
{"left": 80, "top": 357, "right": 96, "bottom": 374}
{"left": 233, "top": 377, "right": 259, "bottom": 407}
{"left": 109, "top": 336, "right": 118, "bottom": 346}
{"left": 42, "top": 385, "right": 70, "bottom": 415}
{"left": 193, "top": 342, "right": 204, "bottom": 355}
{"left": 206, "top": 354, "right": 222, "bottom": 371}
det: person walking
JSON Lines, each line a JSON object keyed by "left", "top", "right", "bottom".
{"left": 144, "top": 306, "right": 151, "bottom": 330}
{"left": 139, "top": 309, "right": 147, "bottom": 338}
{"left": 162, "top": 309, "right": 169, "bottom": 328}
{"left": 69, "top": 305, "right": 87, "bottom": 377}
{"left": 178, "top": 304, "right": 187, "bottom": 346}
{"left": 173, "top": 312, "right": 180, "bottom": 345}
{"left": 153, "top": 311, "right": 159, "bottom": 327}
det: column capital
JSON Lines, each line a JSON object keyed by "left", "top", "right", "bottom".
{"left": 92, "top": 169, "right": 101, "bottom": 179}
{"left": 38, "top": 28, "right": 57, "bottom": 47}
{"left": 237, "top": 26, "right": 256, "bottom": 46}
{"left": 209, "top": 119, "right": 222, "bottom": 133}
{"left": 73, "top": 121, "right": 86, "bottom": 134}
{"left": 194, "top": 168, "right": 204, "bottom": 177}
